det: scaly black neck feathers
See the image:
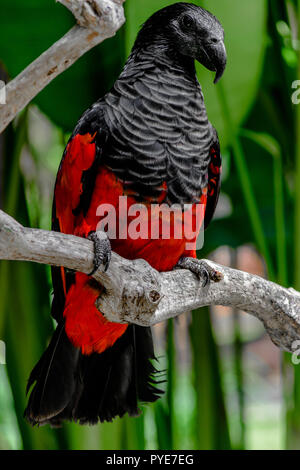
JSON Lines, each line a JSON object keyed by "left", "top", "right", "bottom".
{"left": 102, "top": 46, "right": 213, "bottom": 204}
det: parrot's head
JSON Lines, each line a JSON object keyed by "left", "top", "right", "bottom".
{"left": 134, "top": 2, "right": 227, "bottom": 84}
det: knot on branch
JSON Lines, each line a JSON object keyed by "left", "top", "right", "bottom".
{"left": 259, "top": 294, "right": 300, "bottom": 352}
{"left": 58, "top": 0, "right": 125, "bottom": 32}
{"left": 0, "top": 212, "right": 23, "bottom": 257}
{"left": 96, "top": 258, "right": 162, "bottom": 326}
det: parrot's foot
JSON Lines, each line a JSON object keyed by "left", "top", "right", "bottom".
{"left": 175, "top": 257, "right": 223, "bottom": 287}
{"left": 87, "top": 231, "right": 111, "bottom": 275}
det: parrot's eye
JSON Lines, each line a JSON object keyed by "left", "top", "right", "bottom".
{"left": 180, "top": 15, "right": 194, "bottom": 31}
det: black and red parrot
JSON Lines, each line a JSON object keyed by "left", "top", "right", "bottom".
{"left": 25, "top": 3, "right": 226, "bottom": 425}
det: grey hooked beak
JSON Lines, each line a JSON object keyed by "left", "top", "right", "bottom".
{"left": 196, "top": 38, "right": 227, "bottom": 84}
{"left": 213, "top": 41, "right": 227, "bottom": 84}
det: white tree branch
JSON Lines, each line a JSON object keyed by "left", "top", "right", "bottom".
{"left": 0, "top": 209, "right": 299, "bottom": 353}
{"left": 0, "top": 0, "right": 125, "bottom": 134}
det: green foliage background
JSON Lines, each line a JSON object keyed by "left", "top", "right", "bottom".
{"left": 0, "top": 0, "right": 299, "bottom": 450}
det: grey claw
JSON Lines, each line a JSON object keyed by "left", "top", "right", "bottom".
{"left": 201, "top": 268, "right": 210, "bottom": 287}
{"left": 87, "top": 231, "right": 111, "bottom": 276}
{"left": 175, "top": 257, "right": 223, "bottom": 287}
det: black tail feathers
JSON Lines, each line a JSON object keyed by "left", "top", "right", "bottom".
{"left": 24, "top": 323, "right": 163, "bottom": 426}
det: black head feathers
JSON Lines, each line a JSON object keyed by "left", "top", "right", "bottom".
{"left": 133, "top": 2, "right": 226, "bottom": 83}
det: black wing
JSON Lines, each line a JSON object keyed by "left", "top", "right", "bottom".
{"left": 50, "top": 103, "right": 109, "bottom": 321}
{"left": 204, "top": 128, "right": 222, "bottom": 229}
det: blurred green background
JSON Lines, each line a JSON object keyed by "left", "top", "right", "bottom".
{"left": 0, "top": 0, "right": 299, "bottom": 450}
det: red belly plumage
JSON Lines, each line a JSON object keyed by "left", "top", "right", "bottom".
{"left": 55, "top": 134, "right": 207, "bottom": 354}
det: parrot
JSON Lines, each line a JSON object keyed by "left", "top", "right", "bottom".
{"left": 24, "top": 2, "right": 226, "bottom": 426}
